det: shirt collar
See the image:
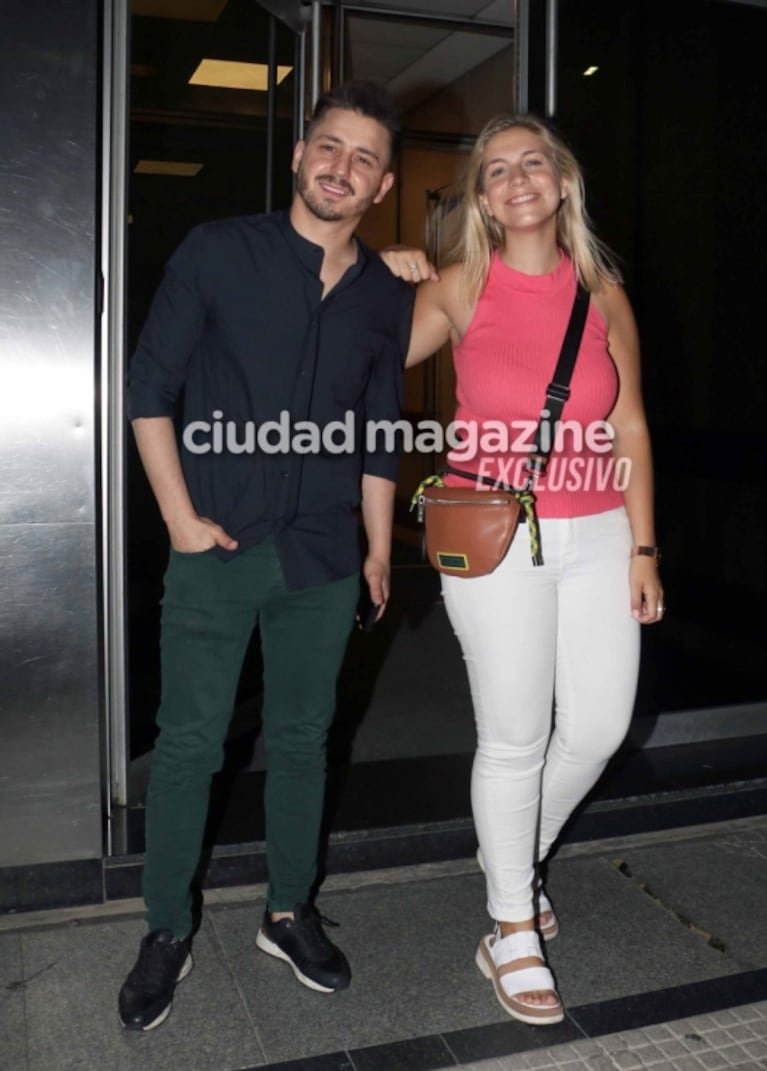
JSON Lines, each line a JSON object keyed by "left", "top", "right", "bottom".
{"left": 275, "top": 209, "right": 369, "bottom": 283}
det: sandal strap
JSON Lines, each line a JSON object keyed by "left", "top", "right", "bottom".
{"left": 537, "top": 889, "right": 553, "bottom": 915}
{"left": 497, "top": 963, "right": 557, "bottom": 995}
{"left": 492, "top": 929, "right": 543, "bottom": 964}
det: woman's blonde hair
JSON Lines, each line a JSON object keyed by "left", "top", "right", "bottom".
{"left": 453, "top": 114, "right": 622, "bottom": 305}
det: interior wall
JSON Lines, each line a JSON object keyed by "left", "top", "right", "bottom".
{"left": 402, "top": 43, "right": 515, "bottom": 134}
{"left": 0, "top": 0, "right": 102, "bottom": 866}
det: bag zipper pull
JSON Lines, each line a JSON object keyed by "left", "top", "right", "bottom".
{"left": 410, "top": 473, "right": 444, "bottom": 516}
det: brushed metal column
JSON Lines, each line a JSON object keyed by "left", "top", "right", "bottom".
{"left": 0, "top": 0, "right": 102, "bottom": 865}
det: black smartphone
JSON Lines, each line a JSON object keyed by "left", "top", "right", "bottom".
{"left": 356, "top": 584, "right": 380, "bottom": 632}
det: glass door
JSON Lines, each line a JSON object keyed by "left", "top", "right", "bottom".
{"left": 107, "top": 0, "right": 302, "bottom": 847}
{"left": 107, "top": 0, "right": 524, "bottom": 854}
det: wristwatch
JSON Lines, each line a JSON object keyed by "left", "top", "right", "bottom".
{"left": 631, "top": 545, "right": 661, "bottom": 562}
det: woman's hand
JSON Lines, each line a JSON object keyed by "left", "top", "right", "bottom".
{"left": 380, "top": 245, "right": 439, "bottom": 283}
{"left": 630, "top": 557, "right": 665, "bottom": 624}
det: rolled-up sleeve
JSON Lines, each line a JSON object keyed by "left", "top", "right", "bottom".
{"left": 126, "top": 228, "right": 206, "bottom": 419}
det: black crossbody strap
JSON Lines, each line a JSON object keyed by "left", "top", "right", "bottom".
{"left": 526, "top": 284, "right": 590, "bottom": 480}
{"left": 438, "top": 283, "right": 591, "bottom": 568}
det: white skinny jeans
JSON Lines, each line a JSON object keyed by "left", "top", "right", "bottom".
{"left": 442, "top": 507, "right": 640, "bottom": 922}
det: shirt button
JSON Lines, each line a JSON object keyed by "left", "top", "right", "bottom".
{"left": 281, "top": 471, "right": 288, "bottom": 479}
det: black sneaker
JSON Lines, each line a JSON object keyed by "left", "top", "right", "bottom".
{"left": 118, "top": 929, "right": 193, "bottom": 1031}
{"left": 256, "top": 903, "right": 351, "bottom": 992}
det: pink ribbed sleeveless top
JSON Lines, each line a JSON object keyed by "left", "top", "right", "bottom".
{"left": 445, "top": 251, "right": 625, "bottom": 518}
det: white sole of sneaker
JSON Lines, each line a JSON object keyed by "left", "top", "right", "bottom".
{"left": 255, "top": 929, "right": 335, "bottom": 993}
{"left": 121, "top": 952, "right": 194, "bottom": 1032}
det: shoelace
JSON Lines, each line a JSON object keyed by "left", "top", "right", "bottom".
{"left": 298, "top": 908, "right": 338, "bottom": 956}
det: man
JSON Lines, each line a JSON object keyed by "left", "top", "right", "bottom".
{"left": 118, "top": 80, "right": 413, "bottom": 1031}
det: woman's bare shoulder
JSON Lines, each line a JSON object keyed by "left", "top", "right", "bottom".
{"left": 428, "top": 261, "right": 467, "bottom": 314}
{"left": 591, "top": 279, "right": 632, "bottom": 327}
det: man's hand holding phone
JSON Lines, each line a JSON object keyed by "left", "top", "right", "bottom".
{"left": 356, "top": 583, "right": 380, "bottom": 632}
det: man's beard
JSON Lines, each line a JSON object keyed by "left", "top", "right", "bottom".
{"left": 296, "top": 163, "right": 372, "bottom": 222}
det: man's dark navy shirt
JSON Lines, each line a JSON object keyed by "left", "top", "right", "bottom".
{"left": 127, "top": 211, "right": 414, "bottom": 590}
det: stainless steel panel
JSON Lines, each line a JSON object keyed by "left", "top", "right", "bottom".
{"left": 0, "top": 0, "right": 102, "bottom": 867}
{"left": 0, "top": 7, "right": 97, "bottom": 527}
{"left": 0, "top": 525, "right": 101, "bottom": 865}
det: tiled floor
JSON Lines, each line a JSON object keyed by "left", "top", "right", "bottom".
{"left": 3, "top": 817, "right": 767, "bottom": 1071}
{"left": 457, "top": 1003, "right": 767, "bottom": 1070}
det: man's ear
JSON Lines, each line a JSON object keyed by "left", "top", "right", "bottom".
{"left": 372, "top": 171, "right": 396, "bottom": 205}
{"left": 291, "top": 140, "right": 305, "bottom": 175}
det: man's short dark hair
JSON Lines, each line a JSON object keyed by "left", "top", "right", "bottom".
{"left": 305, "top": 80, "right": 402, "bottom": 167}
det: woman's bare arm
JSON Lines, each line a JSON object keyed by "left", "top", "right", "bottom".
{"left": 596, "top": 284, "right": 664, "bottom": 624}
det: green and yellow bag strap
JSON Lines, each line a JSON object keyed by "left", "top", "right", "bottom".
{"left": 411, "top": 468, "right": 543, "bottom": 567}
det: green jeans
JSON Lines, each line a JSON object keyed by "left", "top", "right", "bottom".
{"left": 143, "top": 538, "right": 359, "bottom": 938}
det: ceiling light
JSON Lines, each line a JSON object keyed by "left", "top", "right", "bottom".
{"left": 583, "top": 66, "right": 599, "bottom": 77}
{"left": 134, "top": 160, "right": 204, "bottom": 177}
{"left": 189, "top": 59, "right": 293, "bottom": 92}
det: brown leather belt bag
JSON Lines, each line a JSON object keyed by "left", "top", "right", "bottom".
{"left": 418, "top": 484, "right": 522, "bottom": 577}
{"left": 411, "top": 285, "right": 590, "bottom": 578}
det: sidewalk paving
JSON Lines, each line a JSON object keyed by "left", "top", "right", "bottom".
{"left": 2, "top": 816, "right": 767, "bottom": 1071}
{"left": 451, "top": 1002, "right": 767, "bottom": 1070}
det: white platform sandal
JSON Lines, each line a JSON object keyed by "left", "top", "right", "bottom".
{"left": 475, "top": 927, "right": 564, "bottom": 1026}
{"left": 476, "top": 848, "right": 560, "bottom": 941}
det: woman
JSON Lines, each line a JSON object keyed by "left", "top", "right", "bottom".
{"left": 383, "top": 115, "right": 663, "bottom": 1025}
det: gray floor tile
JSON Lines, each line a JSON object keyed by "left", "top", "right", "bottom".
{"left": 615, "top": 831, "right": 767, "bottom": 967}
{"left": 207, "top": 873, "right": 507, "bottom": 1064}
{"left": 0, "top": 931, "right": 28, "bottom": 1071}
{"left": 20, "top": 918, "right": 266, "bottom": 1071}
{"left": 541, "top": 856, "right": 742, "bottom": 1007}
